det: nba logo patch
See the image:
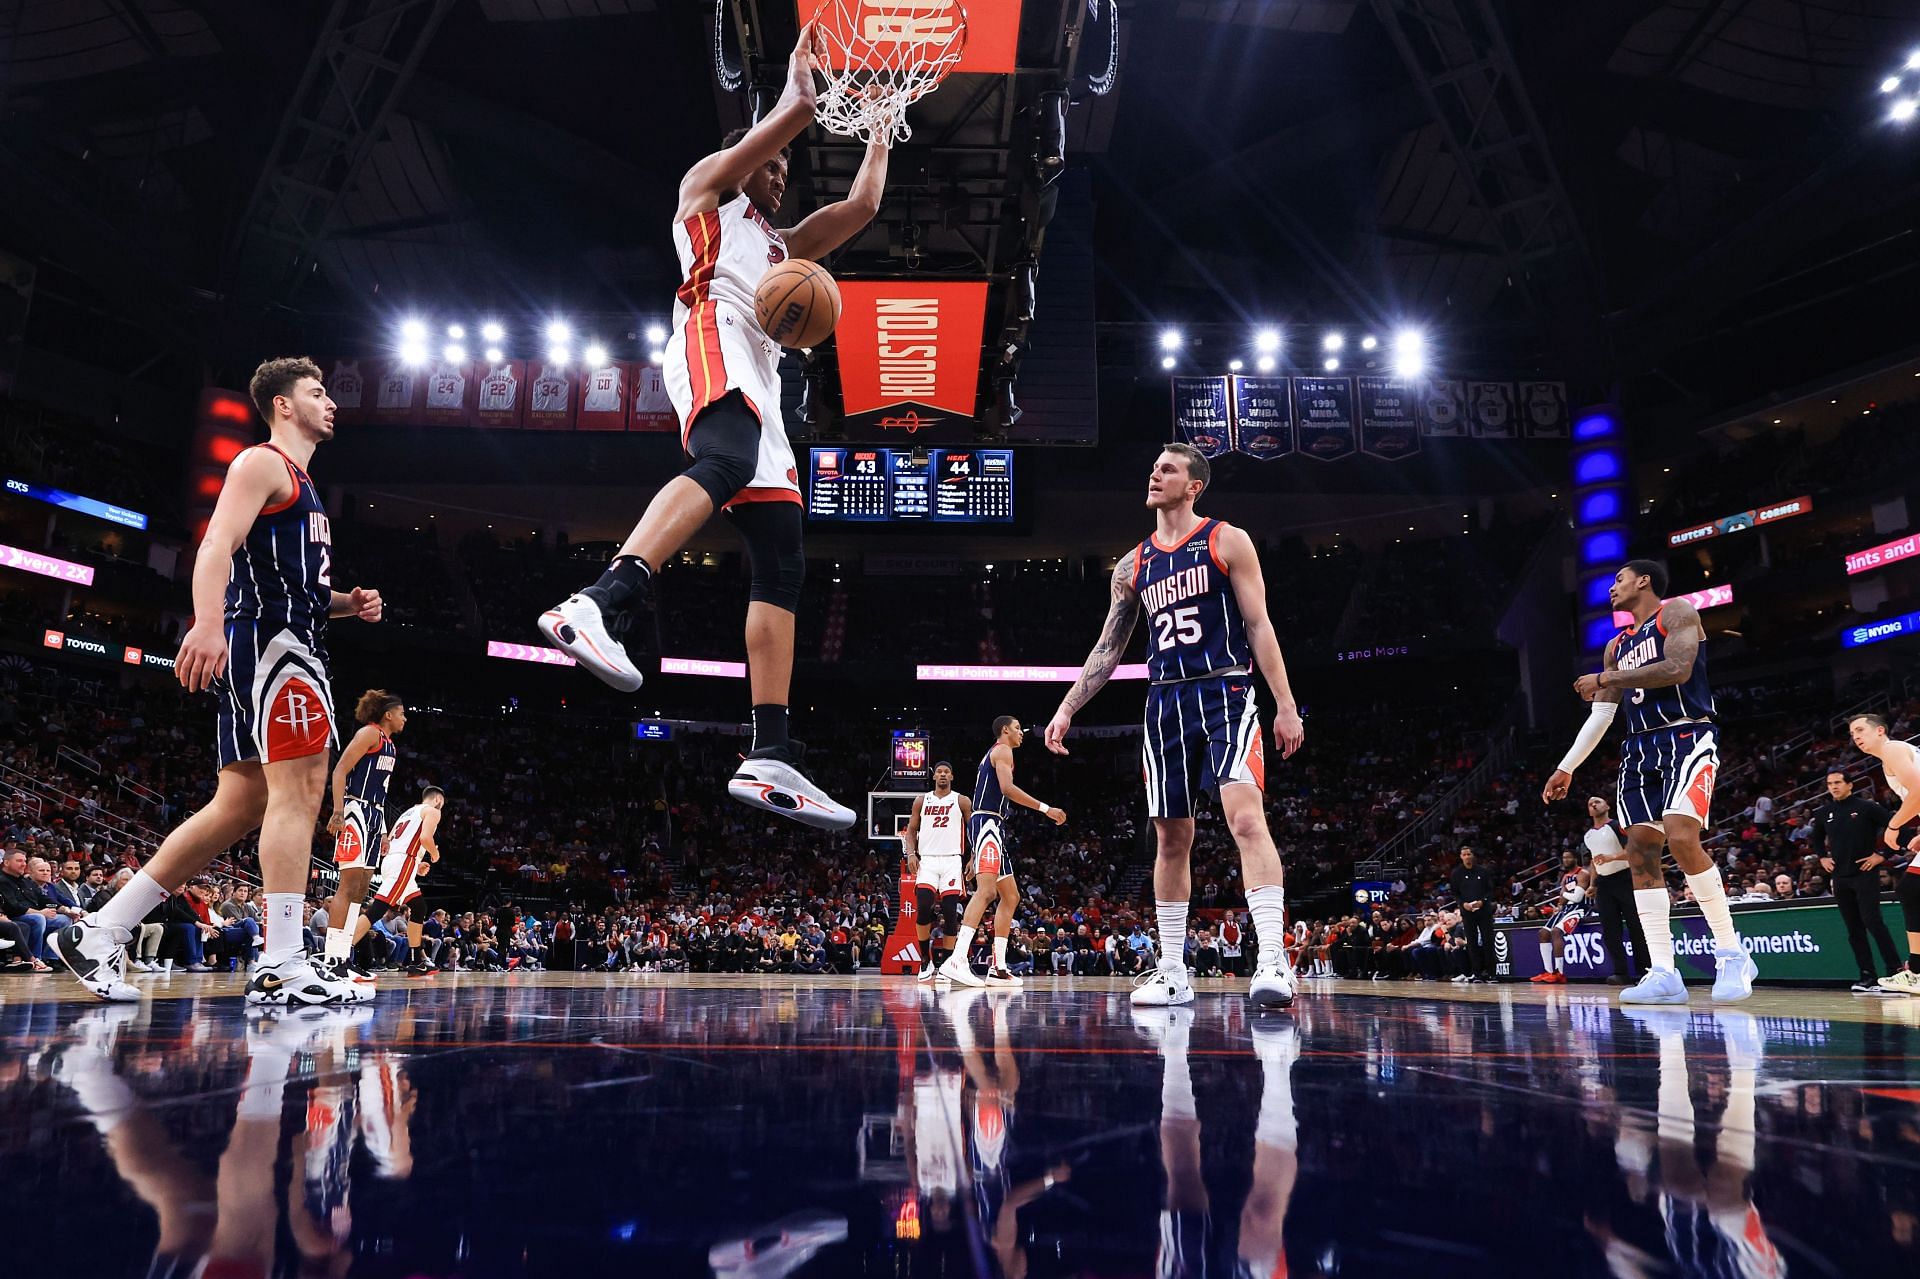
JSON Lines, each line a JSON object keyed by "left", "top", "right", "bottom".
{"left": 266, "top": 676, "right": 331, "bottom": 761}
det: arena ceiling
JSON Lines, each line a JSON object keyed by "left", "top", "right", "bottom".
{"left": 3, "top": 0, "right": 1918, "bottom": 448}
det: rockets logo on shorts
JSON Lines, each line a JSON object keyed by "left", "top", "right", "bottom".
{"left": 1684, "top": 761, "right": 1717, "bottom": 821}
{"left": 267, "top": 675, "right": 331, "bottom": 761}
{"left": 335, "top": 824, "right": 362, "bottom": 864}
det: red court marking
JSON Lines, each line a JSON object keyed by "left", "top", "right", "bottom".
{"left": 1864, "top": 1088, "right": 1920, "bottom": 1103}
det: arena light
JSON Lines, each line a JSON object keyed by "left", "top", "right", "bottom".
{"left": 443, "top": 343, "right": 467, "bottom": 364}
{"left": 400, "top": 343, "right": 428, "bottom": 367}
{"left": 584, "top": 342, "right": 609, "bottom": 367}
{"left": 1159, "top": 329, "right": 1183, "bottom": 351}
{"left": 1908, "top": 50, "right": 1920, "bottom": 70}
{"left": 1256, "top": 355, "right": 1276, "bottom": 373}
{"left": 1254, "top": 328, "right": 1281, "bottom": 353}
{"left": 1893, "top": 98, "right": 1919, "bottom": 124}
{"left": 548, "top": 345, "right": 570, "bottom": 367}
{"left": 1322, "top": 331, "right": 1344, "bottom": 352}
{"left": 484, "top": 346, "right": 504, "bottom": 363}
{"left": 645, "top": 323, "right": 667, "bottom": 345}
{"left": 649, "top": 349, "right": 665, "bottom": 365}
{"left": 399, "top": 317, "right": 427, "bottom": 342}
{"left": 1578, "top": 490, "right": 1623, "bottom": 524}
{"left": 1160, "top": 355, "right": 1176, "bottom": 370}
{"left": 1392, "top": 329, "right": 1426, "bottom": 378}
{"left": 1884, "top": 76, "right": 1904, "bottom": 93}
{"left": 481, "top": 321, "right": 505, "bottom": 343}
{"left": 1228, "top": 359, "right": 1244, "bottom": 371}
{"left": 1323, "top": 357, "right": 1339, "bottom": 372}
{"left": 1360, "top": 335, "right": 1378, "bottom": 351}
{"left": 1580, "top": 529, "right": 1627, "bottom": 565}
{"left": 447, "top": 323, "right": 466, "bottom": 340}
{"left": 546, "top": 320, "right": 571, "bottom": 345}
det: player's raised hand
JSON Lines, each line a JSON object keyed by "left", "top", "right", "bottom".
{"left": 790, "top": 20, "right": 826, "bottom": 85}
{"left": 1273, "top": 704, "right": 1305, "bottom": 759}
{"left": 349, "top": 586, "right": 383, "bottom": 622}
{"left": 1541, "top": 770, "right": 1572, "bottom": 804}
{"left": 175, "top": 620, "right": 227, "bottom": 693}
{"left": 1043, "top": 709, "right": 1073, "bottom": 755}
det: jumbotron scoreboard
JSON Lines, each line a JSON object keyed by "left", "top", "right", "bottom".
{"left": 807, "top": 447, "right": 1014, "bottom": 524}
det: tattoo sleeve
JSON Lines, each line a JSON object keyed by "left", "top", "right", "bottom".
{"left": 1059, "top": 555, "right": 1141, "bottom": 717}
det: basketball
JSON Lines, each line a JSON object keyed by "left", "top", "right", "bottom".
{"left": 755, "top": 258, "right": 842, "bottom": 349}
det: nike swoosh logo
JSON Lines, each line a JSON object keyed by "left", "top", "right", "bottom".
{"left": 255, "top": 975, "right": 282, "bottom": 990}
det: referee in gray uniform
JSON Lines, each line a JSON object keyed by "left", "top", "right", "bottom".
{"left": 1584, "top": 797, "right": 1649, "bottom": 984}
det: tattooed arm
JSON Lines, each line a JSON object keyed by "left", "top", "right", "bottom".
{"left": 1043, "top": 549, "right": 1142, "bottom": 755}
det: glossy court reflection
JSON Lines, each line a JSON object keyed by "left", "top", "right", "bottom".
{"left": 2, "top": 976, "right": 1916, "bottom": 1276}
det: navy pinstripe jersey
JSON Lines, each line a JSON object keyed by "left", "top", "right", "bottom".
{"left": 1612, "top": 605, "right": 1713, "bottom": 735}
{"left": 974, "top": 749, "right": 1010, "bottom": 821}
{"left": 1134, "top": 519, "right": 1248, "bottom": 683}
{"left": 345, "top": 732, "right": 397, "bottom": 808}
{"left": 225, "top": 443, "right": 332, "bottom": 641}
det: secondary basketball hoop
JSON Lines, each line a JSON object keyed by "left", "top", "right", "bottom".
{"left": 810, "top": 0, "right": 969, "bottom": 146}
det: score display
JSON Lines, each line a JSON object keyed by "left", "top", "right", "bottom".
{"left": 808, "top": 448, "right": 1014, "bottom": 523}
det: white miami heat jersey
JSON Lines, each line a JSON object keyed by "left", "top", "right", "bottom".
{"left": 388, "top": 803, "right": 428, "bottom": 857}
{"left": 1885, "top": 739, "right": 1918, "bottom": 801}
{"left": 918, "top": 791, "right": 965, "bottom": 859}
{"left": 671, "top": 190, "right": 787, "bottom": 352}
{"left": 914, "top": 1069, "right": 966, "bottom": 1196}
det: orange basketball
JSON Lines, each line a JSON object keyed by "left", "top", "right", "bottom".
{"left": 754, "top": 258, "right": 842, "bottom": 349}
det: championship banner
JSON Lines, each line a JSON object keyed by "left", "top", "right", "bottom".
{"left": 1468, "top": 381, "right": 1517, "bottom": 438}
{"left": 1420, "top": 380, "right": 1467, "bottom": 436}
{"left": 473, "top": 360, "right": 526, "bottom": 429}
{"left": 1230, "top": 375, "right": 1292, "bottom": 460}
{"left": 325, "top": 358, "right": 369, "bottom": 426}
{"left": 1494, "top": 898, "right": 1906, "bottom": 984}
{"left": 1356, "top": 375, "right": 1421, "bottom": 461}
{"left": 630, "top": 363, "right": 676, "bottom": 433}
{"left": 577, "top": 360, "right": 630, "bottom": 432}
{"left": 1170, "top": 376, "right": 1233, "bottom": 459}
{"left": 1292, "top": 376, "right": 1356, "bottom": 461}
{"left": 371, "top": 359, "right": 422, "bottom": 425}
{"left": 421, "top": 358, "right": 474, "bottom": 426}
{"left": 835, "top": 279, "right": 990, "bottom": 441}
{"left": 525, "top": 359, "right": 577, "bottom": 431}
{"left": 1519, "top": 381, "right": 1569, "bottom": 438}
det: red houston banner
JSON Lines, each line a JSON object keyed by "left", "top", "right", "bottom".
{"left": 807, "top": 0, "right": 1020, "bottom": 76}
{"left": 836, "top": 279, "right": 989, "bottom": 421}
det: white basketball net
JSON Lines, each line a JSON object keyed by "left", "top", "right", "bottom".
{"left": 810, "top": 0, "right": 968, "bottom": 146}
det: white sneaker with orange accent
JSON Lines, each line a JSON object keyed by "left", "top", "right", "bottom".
{"left": 538, "top": 594, "right": 642, "bottom": 692}
{"left": 728, "top": 743, "right": 856, "bottom": 831}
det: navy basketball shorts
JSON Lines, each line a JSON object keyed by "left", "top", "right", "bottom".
{"left": 1142, "top": 675, "right": 1265, "bottom": 820}
{"left": 334, "top": 798, "right": 385, "bottom": 870}
{"left": 214, "top": 623, "right": 337, "bottom": 769}
{"left": 968, "top": 812, "right": 1015, "bottom": 881}
{"left": 1547, "top": 903, "right": 1587, "bottom": 934}
{"left": 1616, "top": 724, "right": 1718, "bottom": 831}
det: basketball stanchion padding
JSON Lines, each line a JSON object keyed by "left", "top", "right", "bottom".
{"left": 881, "top": 855, "right": 923, "bottom": 973}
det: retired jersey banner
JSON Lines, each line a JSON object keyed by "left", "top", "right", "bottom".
{"left": 1468, "top": 381, "right": 1517, "bottom": 438}
{"left": 371, "top": 360, "right": 423, "bottom": 425}
{"left": 1230, "top": 376, "right": 1292, "bottom": 460}
{"left": 630, "top": 363, "right": 676, "bottom": 433}
{"left": 1356, "top": 376, "right": 1421, "bottom": 461}
{"left": 324, "top": 358, "right": 369, "bottom": 426}
{"left": 1520, "top": 381, "right": 1569, "bottom": 438}
{"left": 836, "top": 279, "right": 990, "bottom": 441}
{"left": 1292, "top": 376, "right": 1356, "bottom": 462}
{"left": 1170, "top": 376, "right": 1233, "bottom": 459}
{"left": 473, "top": 360, "right": 526, "bottom": 429}
{"left": 578, "top": 361, "right": 630, "bottom": 432}
{"left": 421, "top": 359, "right": 474, "bottom": 426}
{"left": 1421, "top": 379, "right": 1466, "bottom": 436}
{"left": 525, "top": 360, "right": 577, "bottom": 431}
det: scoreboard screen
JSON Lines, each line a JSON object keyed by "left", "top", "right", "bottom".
{"left": 808, "top": 448, "right": 1014, "bottom": 524}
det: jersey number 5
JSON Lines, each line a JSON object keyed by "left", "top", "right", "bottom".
{"left": 1153, "top": 606, "right": 1202, "bottom": 651}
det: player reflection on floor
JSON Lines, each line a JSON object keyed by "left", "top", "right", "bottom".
{"left": 39, "top": 1003, "right": 415, "bottom": 1278}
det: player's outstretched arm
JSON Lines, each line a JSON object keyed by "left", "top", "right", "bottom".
{"left": 1544, "top": 638, "right": 1623, "bottom": 803}
{"left": 1218, "top": 524, "right": 1303, "bottom": 758}
{"left": 1586, "top": 601, "right": 1700, "bottom": 693}
{"left": 677, "top": 23, "right": 824, "bottom": 218}
{"left": 176, "top": 448, "right": 288, "bottom": 693}
{"left": 1045, "top": 550, "right": 1141, "bottom": 754}
{"left": 785, "top": 135, "right": 888, "bottom": 261}
{"left": 993, "top": 746, "right": 1064, "bottom": 825}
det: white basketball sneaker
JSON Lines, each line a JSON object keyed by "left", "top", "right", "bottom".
{"left": 728, "top": 741, "right": 856, "bottom": 831}
{"left": 1618, "top": 966, "right": 1689, "bottom": 1005}
{"left": 538, "top": 594, "right": 643, "bottom": 692}
{"left": 936, "top": 951, "right": 986, "bottom": 988}
{"left": 1710, "top": 943, "right": 1757, "bottom": 1003}
{"left": 985, "top": 966, "right": 1023, "bottom": 988}
{"left": 1130, "top": 956, "right": 1195, "bottom": 1007}
{"left": 245, "top": 955, "right": 355, "bottom": 1006}
{"left": 1249, "top": 952, "right": 1297, "bottom": 1010}
{"left": 51, "top": 918, "right": 141, "bottom": 1003}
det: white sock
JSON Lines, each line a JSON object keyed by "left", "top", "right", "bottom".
{"left": 263, "top": 893, "right": 304, "bottom": 968}
{"left": 1540, "top": 942, "right": 1555, "bottom": 972}
{"left": 237, "top": 1045, "right": 293, "bottom": 1120}
{"left": 1155, "top": 899, "right": 1188, "bottom": 964}
{"left": 68, "top": 1061, "right": 137, "bottom": 1133}
{"left": 1655, "top": 1030, "right": 1693, "bottom": 1143}
{"left": 1684, "top": 869, "right": 1741, "bottom": 950}
{"left": 950, "top": 924, "right": 977, "bottom": 963}
{"left": 1718, "top": 1065, "right": 1758, "bottom": 1169}
{"left": 1246, "top": 884, "right": 1286, "bottom": 964}
{"left": 992, "top": 935, "right": 1008, "bottom": 969}
{"left": 1159, "top": 1018, "right": 1197, "bottom": 1121}
{"left": 1635, "top": 888, "right": 1676, "bottom": 970}
{"left": 92, "top": 870, "right": 168, "bottom": 938}
{"left": 324, "top": 926, "right": 348, "bottom": 961}
{"left": 1254, "top": 1051, "right": 1298, "bottom": 1152}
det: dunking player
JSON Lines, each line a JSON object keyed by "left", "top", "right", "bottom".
{"left": 319, "top": 689, "right": 408, "bottom": 997}
{"left": 359, "top": 788, "right": 445, "bottom": 977}
{"left": 55, "top": 357, "right": 381, "bottom": 1005}
{"left": 1531, "top": 849, "right": 1591, "bottom": 985}
{"left": 1847, "top": 713, "right": 1920, "bottom": 994}
{"left": 539, "top": 22, "right": 889, "bottom": 832}
{"left": 1543, "top": 558, "right": 1756, "bottom": 1004}
{"left": 937, "top": 717, "right": 1063, "bottom": 989}
{"left": 903, "top": 762, "right": 972, "bottom": 983}
{"left": 1044, "top": 444, "right": 1306, "bottom": 1010}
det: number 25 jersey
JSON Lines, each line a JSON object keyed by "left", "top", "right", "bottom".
{"left": 1133, "top": 518, "right": 1248, "bottom": 683}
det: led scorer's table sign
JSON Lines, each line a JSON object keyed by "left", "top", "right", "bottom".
{"left": 5, "top": 478, "right": 148, "bottom": 530}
